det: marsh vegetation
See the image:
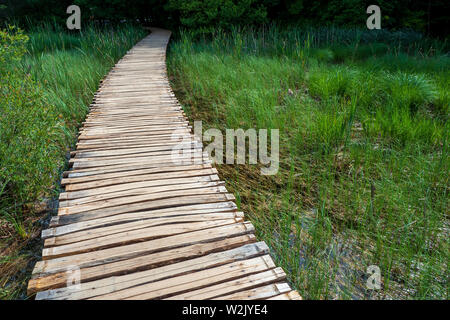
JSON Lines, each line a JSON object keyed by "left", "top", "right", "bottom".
{"left": 168, "top": 25, "right": 449, "bottom": 299}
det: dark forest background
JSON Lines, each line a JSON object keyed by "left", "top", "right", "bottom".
{"left": 1, "top": 0, "right": 448, "bottom": 37}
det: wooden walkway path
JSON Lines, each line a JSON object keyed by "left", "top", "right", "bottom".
{"left": 27, "top": 28, "right": 300, "bottom": 300}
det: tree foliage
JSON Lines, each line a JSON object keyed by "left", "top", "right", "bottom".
{"left": 165, "top": 0, "right": 268, "bottom": 33}
{"left": 0, "top": 26, "right": 60, "bottom": 202}
{"left": 1, "top": 1, "right": 448, "bottom": 36}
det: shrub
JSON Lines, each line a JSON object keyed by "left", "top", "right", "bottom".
{"left": 0, "top": 27, "right": 64, "bottom": 204}
{"left": 0, "top": 24, "right": 145, "bottom": 207}
{"left": 0, "top": 25, "right": 28, "bottom": 67}
{"left": 165, "top": 0, "right": 268, "bottom": 34}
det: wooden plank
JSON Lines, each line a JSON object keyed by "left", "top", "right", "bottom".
{"left": 267, "top": 291, "right": 303, "bottom": 300}
{"left": 166, "top": 268, "right": 286, "bottom": 300}
{"left": 82, "top": 118, "right": 186, "bottom": 126}
{"left": 59, "top": 180, "right": 223, "bottom": 206}
{"left": 213, "top": 283, "right": 291, "bottom": 300}
{"left": 49, "top": 201, "right": 237, "bottom": 228}
{"left": 63, "top": 167, "right": 217, "bottom": 190}
{"left": 69, "top": 149, "right": 203, "bottom": 163}
{"left": 91, "top": 256, "right": 277, "bottom": 300}
{"left": 72, "top": 142, "right": 199, "bottom": 158}
{"left": 42, "top": 218, "right": 243, "bottom": 258}
{"left": 77, "top": 129, "right": 192, "bottom": 141}
{"left": 58, "top": 186, "right": 229, "bottom": 215}
{"left": 53, "top": 194, "right": 236, "bottom": 223}
{"left": 75, "top": 140, "right": 198, "bottom": 153}
{"left": 43, "top": 212, "right": 244, "bottom": 240}
{"left": 79, "top": 125, "right": 189, "bottom": 137}
{"left": 81, "top": 110, "right": 184, "bottom": 117}
{"left": 60, "top": 174, "right": 219, "bottom": 201}
{"left": 29, "top": 235, "right": 255, "bottom": 295}
{"left": 52, "top": 201, "right": 237, "bottom": 227}
{"left": 76, "top": 131, "right": 193, "bottom": 144}
{"left": 70, "top": 152, "right": 207, "bottom": 170}
{"left": 32, "top": 222, "right": 254, "bottom": 276}
{"left": 63, "top": 163, "right": 211, "bottom": 181}
{"left": 36, "top": 241, "right": 267, "bottom": 300}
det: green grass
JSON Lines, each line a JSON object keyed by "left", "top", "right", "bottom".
{"left": 0, "top": 23, "right": 146, "bottom": 299}
{"left": 168, "top": 25, "right": 449, "bottom": 299}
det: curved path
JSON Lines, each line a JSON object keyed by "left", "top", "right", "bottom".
{"left": 28, "top": 28, "right": 301, "bottom": 300}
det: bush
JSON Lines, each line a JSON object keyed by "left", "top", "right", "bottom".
{"left": 0, "top": 25, "right": 28, "bottom": 66}
{"left": 165, "top": 0, "right": 268, "bottom": 34}
{"left": 0, "top": 24, "right": 145, "bottom": 207}
{"left": 0, "top": 26, "right": 63, "bottom": 204}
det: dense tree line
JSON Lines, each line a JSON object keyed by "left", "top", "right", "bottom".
{"left": 1, "top": 0, "right": 448, "bottom": 36}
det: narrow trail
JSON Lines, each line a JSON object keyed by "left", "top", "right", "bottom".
{"left": 27, "top": 28, "right": 300, "bottom": 300}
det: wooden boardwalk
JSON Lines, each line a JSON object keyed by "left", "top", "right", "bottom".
{"left": 27, "top": 28, "right": 301, "bottom": 300}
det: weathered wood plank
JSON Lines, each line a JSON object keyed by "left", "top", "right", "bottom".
{"left": 36, "top": 242, "right": 267, "bottom": 300}
{"left": 92, "top": 256, "right": 277, "bottom": 300}
{"left": 42, "top": 219, "right": 243, "bottom": 259}
{"left": 43, "top": 211, "right": 243, "bottom": 240}
{"left": 59, "top": 179, "right": 222, "bottom": 205}
{"left": 213, "top": 283, "right": 291, "bottom": 300}
{"left": 63, "top": 168, "right": 218, "bottom": 190}
{"left": 267, "top": 291, "right": 303, "bottom": 300}
{"left": 32, "top": 222, "right": 254, "bottom": 277}
{"left": 51, "top": 200, "right": 237, "bottom": 227}
{"left": 58, "top": 186, "right": 229, "bottom": 215}
{"left": 165, "top": 268, "right": 286, "bottom": 300}
{"left": 29, "top": 235, "right": 255, "bottom": 295}
{"left": 63, "top": 163, "right": 211, "bottom": 180}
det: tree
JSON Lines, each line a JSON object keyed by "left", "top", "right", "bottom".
{"left": 2, "top": 0, "right": 448, "bottom": 36}
{"left": 165, "top": 0, "right": 268, "bottom": 33}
